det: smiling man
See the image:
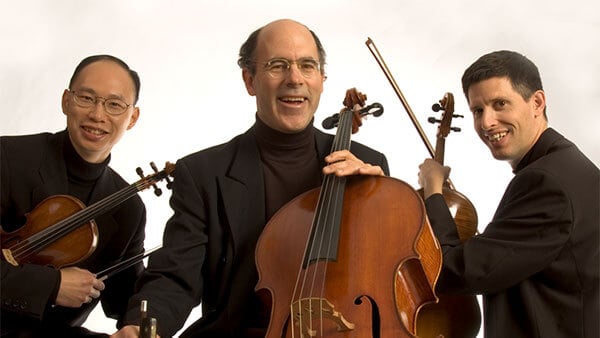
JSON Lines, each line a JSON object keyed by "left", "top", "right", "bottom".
{"left": 1, "top": 55, "right": 146, "bottom": 337}
{"left": 418, "top": 50, "right": 599, "bottom": 337}
{"left": 113, "top": 19, "right": 388, "bottom": 338}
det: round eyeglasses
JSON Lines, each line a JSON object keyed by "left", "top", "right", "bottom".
{"left": 260, "top": 58, "right": 322, "bottom": 78}
{"left": 69, "top": 90, "right": 132, "bottom": 115}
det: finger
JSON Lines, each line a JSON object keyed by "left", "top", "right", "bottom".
{"left": 93, "top": 278, "right": 106, "bottom": 291}
{"left": 90, "top": 288, "right": 101, "bottom": 299}
{"left": 358, "top": 164, "right": 384, "bottom": 176}
{"left": 326, "top": 150, "right": 356, "bottom": 164}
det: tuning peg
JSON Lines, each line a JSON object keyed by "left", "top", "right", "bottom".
{"left": 432, "top": 103, "right": 443, "bottom": 112}
{"left": 149, "top": 162, "right": 163, "bottom": 196}
{"left": 164, "top": 171, "right": 173, "bottom": 190}
{"left": 451, "top": 127, "right": 461, "bottom": 132}
{"left": 427, "top": 117, "right": 441, "bottom": 124}
{"left": 136, "top": 166, "right": 161, "bottom": 195}
{"left": 453, "top": 114, "right": 464, "bottom": 119}
{"left": 136, "top": 167, "right": 144, "bottom": 179}
{"left": 157, "top": 162, "right": 173, "bottom": 190}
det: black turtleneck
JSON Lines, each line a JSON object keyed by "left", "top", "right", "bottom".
{"left": 63, "top": 135, "right": 109, "bottom": 205}
{"left": 253, "top": 115, "right": 322, "bottom": 221}
{"left": 243, "top": 117, "right": 322, "bottom": 336}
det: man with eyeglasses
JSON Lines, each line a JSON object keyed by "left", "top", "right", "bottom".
{"left": 1, "top": 55, "right": 146, "bottom": 337}
{"left": 112, "top": 18, "right": 389, "bottom": 338}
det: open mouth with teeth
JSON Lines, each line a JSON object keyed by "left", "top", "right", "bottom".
{"left": 487, "top": 131, "right": 507, "bottom": 143}
{"left": 279, "top": 97, "right": 306, "bottom": 105}
{"left": 82, "top": 126, "right": 107, "bottom": 135}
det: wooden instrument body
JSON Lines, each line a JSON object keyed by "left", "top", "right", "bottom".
{"left": 1, "top": 194, "right": 97, "bottom": 268}
{"left": 256, "top": 175, "right": 442, "bottom": 337}
{"left": 1, "top": 162, "right": 173, "bottom": 270}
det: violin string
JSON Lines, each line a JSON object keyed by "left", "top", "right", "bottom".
{"left": 10, "top": 181, "right": 147, "bottom": 261}
{"left": 11, "top": 185, "right": 135, "bottom": 260}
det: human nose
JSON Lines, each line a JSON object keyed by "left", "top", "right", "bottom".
{"left": 286, "top": 63, "right": 305, "bottom": 84}
{"left": 478, "top": 108, "right": 497, "bottom": 130}
{"left": 88, "top": 99, "right": 109, "bottom": 119}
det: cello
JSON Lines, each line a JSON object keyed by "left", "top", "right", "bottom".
{"left": 365, "top": 38, "right": 481, "bottom": 337}
{"left": 1, "top": 162, "right": 174, "bottom": 269}
{"left": 255, "top": 88, "right": 443, "bottom": 337}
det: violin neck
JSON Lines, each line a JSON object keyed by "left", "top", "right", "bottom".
{"left": 434, "top": 136, "right": 446, "bottom": 166}
{"left": 435, "top": 137, "right": 454, "bottom": 189}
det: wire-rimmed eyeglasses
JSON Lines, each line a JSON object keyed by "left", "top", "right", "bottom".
{"left": 259, "top": 58, "right": 322, "bottom": 78}
{"left": 68, "top": 90, "right": 132, "bottom": 115}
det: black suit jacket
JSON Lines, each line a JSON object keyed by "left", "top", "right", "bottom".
{"left": 1, "top": 130, "right": 146, "bottom": 336}
{"left": 425, "top": 128, "right": 599, "bottom": 337}
{"left": 122, "top": 126, "right": 389, "bottom": 337}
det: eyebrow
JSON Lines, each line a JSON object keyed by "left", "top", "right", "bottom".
{"left": 76, "top": 87, "right": 127, "bottom": 100}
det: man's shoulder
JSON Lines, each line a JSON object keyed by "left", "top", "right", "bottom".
{"left": 1, "top": 131, "right": 56, "bottom": 149}
{"left": 1, "top": 132, "right": 63, "bottom": 168}
{"left": 179, "top": 131, "right": 252, "bottom": 163}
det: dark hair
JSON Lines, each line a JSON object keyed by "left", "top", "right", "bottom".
{"left": 68, "top": 54, "right": 141, "bottom": 104}
{"left": 237, "top": 23, "right": 327, "bottom": 75}
{"left": 461, "top": 51, "right": 545, "bottom": 115}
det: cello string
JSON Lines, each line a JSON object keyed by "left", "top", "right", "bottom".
{"left": 293, "top": 107, "right": 354, "bottom": 336}
{"left": 318, "top": 108, "right": 353, "bottom": 336}
{"left": 290, "top": 172, "right": 329, "bottom": 336}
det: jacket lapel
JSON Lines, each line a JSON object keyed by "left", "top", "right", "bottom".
{"left": 219, "top": 130, "right": 266, "bottom": 255}
{"left": 31, "top": 132, "right": 70, "bottom": 206}
{"left": 219, "top": 127, "right": 333, "bottom": 255}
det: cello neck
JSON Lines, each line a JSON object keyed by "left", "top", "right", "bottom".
{"left": 305, "top": 107, "right": 355, "bottom": 265}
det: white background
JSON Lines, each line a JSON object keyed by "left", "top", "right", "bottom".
{"left": 2, "top": 1, "right": 598, "bottom": 336}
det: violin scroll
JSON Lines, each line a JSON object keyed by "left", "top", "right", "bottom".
{"left": 135, "top": 161, "right": 175, "bottom": 196}
{"left": 428, "top": 93, "right": 463, "bottom": 139}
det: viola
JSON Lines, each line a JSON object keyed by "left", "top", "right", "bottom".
{"left": 1, "top": 162, "right": 174, "bottom": 269}
{"left": 422, "top": 93, "right": 478, "bottom": 241}
{"left": 365, "top": 38, "right": 481, "bottom": 337}
{"left": 415, "top": 93, "right": 481, "bottom": 337}
{"left": 255, "top": 88, "right": 442, "bottom": 337}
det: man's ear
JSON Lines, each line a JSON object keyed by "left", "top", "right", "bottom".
{"left": 242, "top": 69, "right": 256, "bottom": 96}
{"left": 127, "top": 107, "right": 140, "bottom": 130}
{"left": 61, "top": 89, "right": 70, "bottom": 115}
{"left": 531, "top": 90, "right": 546, "bottom": 117}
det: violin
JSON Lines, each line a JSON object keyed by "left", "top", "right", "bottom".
{"left": 1, "top": 162, "right": 174, "bottom": 269}
{"left": 255, "top": 88, "right": 442, "bottom": 337}
{"left": 415, "top": 93, "right": 481, "bottom": 337}
{"left": 422, "top": 93, "right": 478, "bottom": 240}
{"left": 365, "top": 38, "right": 481, "bottom": 337}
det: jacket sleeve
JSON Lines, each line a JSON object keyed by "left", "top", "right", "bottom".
{"left": 1, "top": 260, "right": 61, "bottom": 320}
{"left": 1, "top": 136, "right": 62, "bottom": 320}
{"left": 102, "top": 198, "right": 147, "bottom": 324}
{"left": 426, "top": 168, "right": 572, "bottom": 294}
{"left": 121, "top": 159, "right": 206, "bottom": 337}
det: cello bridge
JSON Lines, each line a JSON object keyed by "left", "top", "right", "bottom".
{"left": 291, "top": 297, "right": 355, "bottom": 337}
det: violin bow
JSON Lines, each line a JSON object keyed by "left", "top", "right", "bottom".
{"left": 97, "top": 245, "right": 161, "bottom": 281}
